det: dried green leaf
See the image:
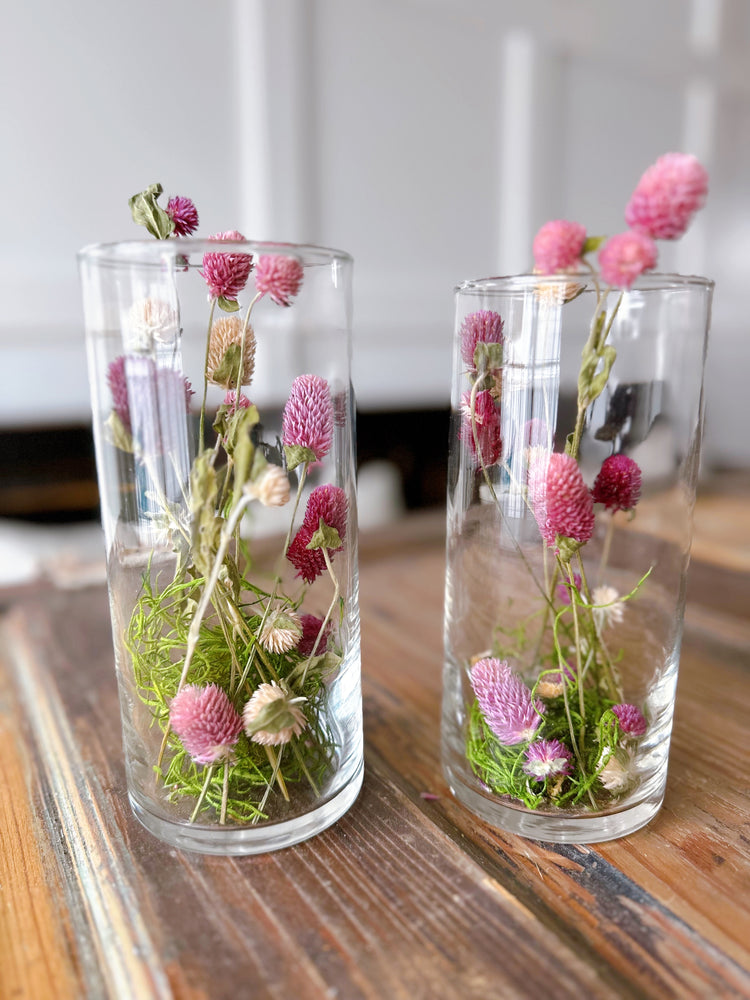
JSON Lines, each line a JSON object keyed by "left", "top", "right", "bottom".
{"left": 128, "top": 183, "right": 175, "bottom": 240}
{"left": 104, "top": 410, "right": 134, "bottom": 453}
{"left": 284, "top": 444, "right": 317, "bottom": 472}
{"left": 582, "top": 235, "right": 605, "bottom": 255}
{"left": 307, "top": 522, "right": 343, "bottom": 551}
{"left": 217, "top": 296, "right": 241, "bottom": 313}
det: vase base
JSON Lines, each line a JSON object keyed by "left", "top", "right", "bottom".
{"left": 445, "top": 765, "right": 663, "bottom": 844}
{"left": 129, "top": 760, "right": 364, "bottom": 855}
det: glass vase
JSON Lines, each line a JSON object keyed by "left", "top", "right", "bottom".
{"left": 79, "top": 239, "right": 362, "bottom": 854}
{"left": 442, "top": 273, "right": 713, "bottom": 843}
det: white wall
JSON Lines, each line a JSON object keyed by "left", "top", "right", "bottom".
{"left": 1, "top": 0, "right": 748, "bottom": 466}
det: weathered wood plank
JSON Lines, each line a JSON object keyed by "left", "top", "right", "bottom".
{"left": 1, "top": 590, "right": 622, "bottom": 1000}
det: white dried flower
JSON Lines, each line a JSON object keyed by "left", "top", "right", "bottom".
{"left": 590, "top": 585, "right": 625, "bottom": 631}
{"left": 259, "top": 608, "right": 302, "bottom": 654}
{"left": 127, "top": 297, "right": 178, "bottom": 351}
{"left": 597, "top": 748, "right": 635, "bottom": 792}
{"left": 245, "top": 466, "right": 290, "bottom": 507}
{"left": 243, "top": 682, "right": 307, "bottom": 746}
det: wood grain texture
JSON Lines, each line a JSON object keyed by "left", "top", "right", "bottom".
{"left": 0, "top": 499, "right": 749, "bottom": 1000}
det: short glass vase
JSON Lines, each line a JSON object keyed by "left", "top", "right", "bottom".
{"left": 79, "top": 238, "right": 363, "bottom": 854}
{"left": 442, "top": 272, "right": 713, "bottom": 843}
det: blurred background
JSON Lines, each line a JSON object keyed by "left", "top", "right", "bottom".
{"left": 1, "top": 0, "right": 748, "bottom": 581}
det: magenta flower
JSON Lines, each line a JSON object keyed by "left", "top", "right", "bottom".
{"left": 223, "top": 390, "right": 252, "bottom": 411}
{"left": 287, "top": 484, "right": 348, "bottom": 583}
{"left": 298, "top": 614, "right": 331, "bottom": 657}
{"left": 470, "top": 658, "right": 544, "bottom": 745}
{"left": 556, "top": 571, "right": 582, "bottom": 605}
{"left": 209, "top": 230, "right": 246, "bottom": 242}
{"left": 598, "top": 230, "right": 657, "bottom": 289}
{"left": 523, "top": 739, "right": 573, "bottom": 781}
{"left": 169, "top": 683, "right": 244, "bottom": 765}
{"left": 591, "top": 453, "right": 642, "bottom": 512}
{"left": 166, "top": 196, "right": 199, "bottom": 237}
{"left": 107, "top": 355, "right": 131, "bottom": 431}
{"left": 529, "top": 452, "right": 595, "bottom": 545}
{"left": 533, "top": 220, "right": 587, "bottom": 273}
{"left": 201, "top": 247, "right": 253, "bottom": 301}
{"left": 460, "top": 310, "right": 504, "bottom": 370}
{"left": 282, "top": 374, "right": 334, "bottom": 462}
{"left": 255, "top": 254, "right": 304, "bottom": 307}
{"left": 625, "top": 152, "right": 708, "bottom": 240}
{"left": 461, "top": 390, "right": 503, "bottom": 467}
{"left": 612, "top": 703, "right": 647, "bottom": 737}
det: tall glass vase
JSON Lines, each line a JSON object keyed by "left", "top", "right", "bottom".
{"left": 442, "top": 273, "right": 713, "bottom": 843}
{"left": 79, "top": 239, "right": 362, "bottom": 854}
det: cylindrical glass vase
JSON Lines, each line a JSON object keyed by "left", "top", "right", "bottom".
{"left": 79, "top": 239, "right": 362, "bottom": 854}
{"left": 443, "top": 273, "right": 713, "bottom": 843}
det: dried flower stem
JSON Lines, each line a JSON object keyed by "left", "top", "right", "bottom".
{"left": 199, "top": 298, "right": 218, "bottom": 450}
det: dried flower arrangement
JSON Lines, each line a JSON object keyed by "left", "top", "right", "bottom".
{"left": 461, "top": 153, "right": 709, "bottom": 810}
{"left": 109, "top": 184, "right": 348, "bottom": 825}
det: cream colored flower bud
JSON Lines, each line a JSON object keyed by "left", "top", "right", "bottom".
{"left": 252, "top": 465, "right": 290, "bottom": 508}
{"left": 206, "top": 316, "right": 256, "bottom": 388}
{"left": 259, "top": 608, "right": 302, "bottom": 654}
{"left": 127, "top": 297, "right": 179, "bottom": 351}
{"left": 243, "top": 682, "right": 308, "bottom": 746}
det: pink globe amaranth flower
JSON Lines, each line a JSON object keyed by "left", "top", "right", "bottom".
{"left": 523, "top": 739, "right": 573, "bottom": 781}
{"left": 530, "top": 452, "right": 595, "bottom": 545}
{"left": 166, "top": 196, "right": 199, "bottom": 237}
{"left": 209, "top": 230, "right": 246, "bottom": 242}
{"left": 107, "top": 355, "right": 131, "bottom": 431}
{"left": 223, "top": 389, "right": 251, "bottom": 411}
{"left": 556, "top": 571, "right": 582, "bottom": 605}
{"left": 282, "top": 374, "right": 334, "bottom": 461}
{"left": 533, "top": 220, "right": 587, "bottom": 273}
{"left": 460, "top": 310, "right": 504, "bottom": 370}
{"left": 598, "top": 230, "right": 657, "bottom": 290}
{"left": 201, "top": 248, "right": 254, "bottom": 301}
{"left": 591, "top": 453, "right": 642, "bottom": 512}
{"left": 298, "top": 614, "right": 331, "bottom": 657}
{"left": 460, "top": 390, "right": 503, "bottom": 467}
{"left": 287, "top": 484, "right": 348, "bottom": 583}
{"left": 255, "top": 254, "right": 304, "bottom": 307}
{"left": 612, "top": 703, "right": 647, "bottom": 737}
{"left": 243, "top": 682, "right": 307, "bottom": 746}
{"left": 470, "top": 658, "right": 544, "bottom": 745}
{"left": 625, "top": 152, "right": 708, "bottom": 240}
{"left": 169, "top": 683, "right": 244, "bottom": 765}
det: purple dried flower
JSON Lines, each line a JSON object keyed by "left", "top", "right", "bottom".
{"left": 591, "top": 454, "right": 642, "bottom": 512}
{"left": 557, "top": 571, "right": 582, "bottom": 605}
{"left": 460, "top": 390, "right": 503, "bottom": 466}
{"left": 612, "top": 703, "right": 647, "bottom": 737}
{"left": 282, "top": 374, "right": 334, "bottom": 462}
{"left": 255, "top": 254, "right": 304, "bottom": 307}
{"left": 470, "top": 658, "right": 544, "bottom": 745}
{"left": 169, "top": 683, "right": 243, "bottom": 765}
{"left": 460, "top": 310, "right": 504, "bottom": 370}
{"left": 166, "top": 196, "right": 199, "bottom": 237}
{"left": 107, "top": 355, "right": 131, "bottom": 431}
{"left": 287, "top": 484, "right": 348, "bottom": 583}
{"left": 298, "top": 614, "right": 331, "bottom": 657}
{"left": 529, "top": 451, "right": 595, "bottom": 545}
{"left": 523, "top": 739, "right": 573, "bottom": 781}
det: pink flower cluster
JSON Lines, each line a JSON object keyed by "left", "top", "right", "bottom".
{"left": 533, "top": 220, "right": 587, "bottom": 273}
{"left": 612, "top": 703, "right": 647, "bottom": 737}
{"left": 166, "top": 196, "right": 199, "bottom": 237}
{"left": 255, "top": 254, "right": 304, "bottom": 307}
{"left": 591, "top": 453, "right": 642, "bottom": 512}
{"left": 201, "top": 231, "right": 253, "bottom": 301}
{"left": 107, "top": 355, "right": 193, "bottom": 437}
{"left": 461, "top": 390, "right": 503, "bottom": 467}
{"left": 625, "top": 153, "right": 708, "bottom": 240}
{"left": 523, "top": 739, "right": 572, "bottom": 782}
{"left": 460, "top": 310, "right": 504, "bottom": 370}
{"left": 287, "top": 484, "right": 348, "bottom": 583}
{"left": 470, "top": 658, "right": 544, "bottom": 745}
{"left": 169, "top": 684, "right": 244, "bottom": 765}
{"left": 282, "top": 374, "right": 334, "bottom": 462}
{"left": 598, "top": 230, "right": 657, "bottom": 290}
{"left": 529, "top": 452, "right": 594, "bottom": 546}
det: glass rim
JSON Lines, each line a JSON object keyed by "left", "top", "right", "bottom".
{"left": 455, "top": 271, "right": 714, "bottom": 295}
{"left": 78, "top": 237, "right": 353, "bottom": 268}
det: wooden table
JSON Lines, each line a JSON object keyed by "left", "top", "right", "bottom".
{"left": 1, "top": 490, "right": 749, "bottom": 999}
